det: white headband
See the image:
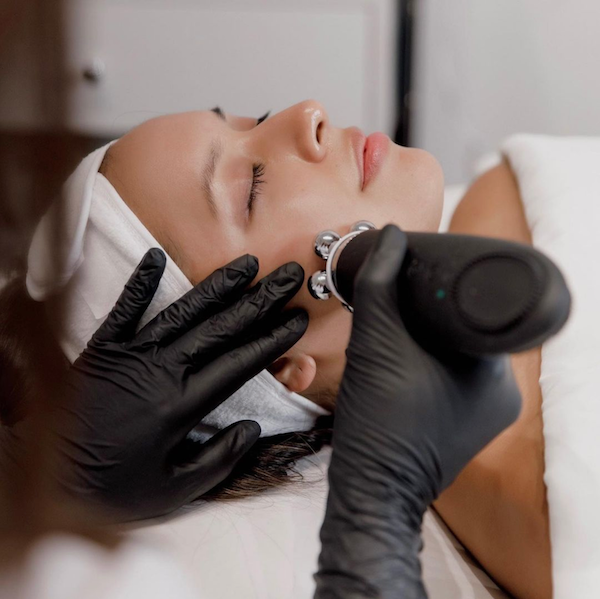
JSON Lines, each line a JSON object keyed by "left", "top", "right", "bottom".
{"left": 26, "top": 142, "right": 330, "bottom": 438}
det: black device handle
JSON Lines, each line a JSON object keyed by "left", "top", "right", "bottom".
{"left": 335, "top": 230, "right": 571, "bottom": 356}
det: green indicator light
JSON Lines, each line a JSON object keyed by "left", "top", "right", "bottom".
{"left": 436, "top": 289, "right": 446, "bottom": 300}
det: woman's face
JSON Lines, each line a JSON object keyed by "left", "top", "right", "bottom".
{"left": 104, "top": 100, "right": 444, "bottom": 407}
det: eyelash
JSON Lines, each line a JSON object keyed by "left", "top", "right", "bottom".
{"left": 248, "top": 163, "right": 266, "bottom": 214}
{"left": 246, "top": 111, "right": 270, "bottom": 215}
{"left": 256, "top": 111, "right": 270, "bottom": 125}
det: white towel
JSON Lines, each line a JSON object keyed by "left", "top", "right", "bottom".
{"left": 501, "top": 134, "right": 600, "bottom": 598}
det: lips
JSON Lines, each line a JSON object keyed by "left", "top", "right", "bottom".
{"left": 363, "top": 132, "right": 390, "bottom": 189}
{"left": 350, "top": 128, "right": 390, "bottom": 190}
{"left": 349, "top": 127, "right": 366, "bottom": 189}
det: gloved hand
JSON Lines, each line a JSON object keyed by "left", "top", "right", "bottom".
{"left": 314, "top": 225, "right": 522, "bottom": 598}
{"left": 55, "top": 248, "right": 308, "bottom": 521}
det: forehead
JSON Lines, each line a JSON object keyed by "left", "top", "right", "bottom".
{"left": 117, "top": 111, "right": 219, "bottom": 157}
{"left": 110, "top": 108, "right": 257, "bottom": 169}
{"left": 107, "top": 111, "right": 221, "bottom": 206}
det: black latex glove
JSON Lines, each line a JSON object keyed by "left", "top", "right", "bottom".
{"left": 56, "top": 248, "right": 308, "bottom": 521}
{"left": 314, "top": 225, "right": 522, "bottom": 598}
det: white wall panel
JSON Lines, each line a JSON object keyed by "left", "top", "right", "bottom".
{"left": 412, "top": 0, "right": 600, "bottom": 184}
{"left": 61, "top": 0, "right": 398, "bottom": 135}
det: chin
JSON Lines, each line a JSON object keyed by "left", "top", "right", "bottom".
{"left": 377, "top": 145, "right": 444, "bottom": 232}
{"left": 419, "top": 148, "right": 445, "bottom": 231}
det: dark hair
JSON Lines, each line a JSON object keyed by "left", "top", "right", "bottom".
{"left": 203, "top": 416, "right": 333, "bottom": 500}
{"left": 0, "top": 278, "right": 334, "bottom": 501}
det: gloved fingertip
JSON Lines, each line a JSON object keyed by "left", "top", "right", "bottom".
{"left": 130, "top": 249, "right": 167, "bottom": 297}
{"left": 272, "top": 263, "right": 305, "bottom": 298}
{"left": 234, "top": 420, "right": 262, "bottom": 447}
{"left": 241, "top": 253, "right": 259, "bottom": 274}
{"left": 144, "top": 247, "right": 167, "bottom": 266}
{"left": 238, "top": 253, "right": 260, "bottom": 273}
{"left": 220, "top": 254, "right": 260, "bottom": 284}
{"left": 132, "top": 251, "right": 166, "bottom": 293}
{"left": 374, "top": 224, "right": 408, "bottom": 258}
{"left": 209, "top": 420, "right": 261, "bottom": 460}
{"left": 137, "top": 248, "right": 167, "bottom": 279}
{"left": 94, "top": 248, "right": 167, "bottom": 343}
{"left": 354, "top": 226, "right": 407, "bottom": 300}
{"left": 280, "top": 308, "right": 309, "bottom": 332}
{"left": 258, "top": 261, "right": 304, "bottom": 293}
{"left": 283, "top": 261, "right": 305, "bottom": 282}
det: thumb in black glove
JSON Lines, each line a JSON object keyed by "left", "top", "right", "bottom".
{"left": 56, "top": 248, "right": 308, "bottom": 521}
{"left": 315, "top": 224, "right": 522, "bottom": 598}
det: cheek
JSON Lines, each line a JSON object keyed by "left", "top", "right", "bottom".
{"left": 246, "top": 170, "right": 348, "bottom": 285}
{"left": 180, "top": 229, "right": 252, "bottom": 286}
{"left": 365, "top": 146, "right": 444, "bottom": 234}
{"left": 243, "top": 184, "right": 354, "bottom": 367}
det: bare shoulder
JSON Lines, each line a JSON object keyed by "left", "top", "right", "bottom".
{"left": 439, "top": 159, "right": 552, "bottom": 599}
{"left": 449, "top": 158, "right": 532, "bottom": 245}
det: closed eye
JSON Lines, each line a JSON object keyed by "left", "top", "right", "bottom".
{"left": 210, "top": 107, "right": 269, "bottom": 218}
{"left": 247, "top": 163, "right": 265, "bottom": 215}
{"left": 246, "top": 112, "right": 270, "bottom": 216}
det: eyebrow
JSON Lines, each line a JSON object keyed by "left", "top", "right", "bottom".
{"left": 211, "top": 106, "right": 226, "bottom": 121}
{"left": 204, "top": 106, "right": 266, "bottom": 219}
{"left": 202, "top": 138, "right": 223, "bottom": 219}
{"left": 198, "top": 107, "right": 228, "bottom": 219}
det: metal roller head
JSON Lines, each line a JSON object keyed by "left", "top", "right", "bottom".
{"left": 307, "top": 270, "right": 331, "bottom": 300}
{"left": 350, "top": 220, "right": 376, "bottom": 233}
{"left": 307, "top": 221, "right": 377, "bottom": 303}
{"left": 314, "top": 230, "right": 340, "bottom": 259}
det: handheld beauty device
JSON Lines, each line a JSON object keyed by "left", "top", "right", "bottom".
{"left": 307, "top": 222, "right": 571, "bottom": 356}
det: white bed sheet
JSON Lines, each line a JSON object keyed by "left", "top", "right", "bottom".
{"left": 440, "top": 183, "right": 469, "bottom": 233}
{"left": 132, "top": 446, "right": 508, "bottom": 599}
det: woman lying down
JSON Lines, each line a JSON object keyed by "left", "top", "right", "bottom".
{"left": 25, "top": 100, "right": 552, "bottom": 599}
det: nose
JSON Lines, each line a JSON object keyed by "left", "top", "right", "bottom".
{"left": 257, "top": 100, "right": 329, "bottom": 163}
{"left": 294, "top": 100, "right": 329, "bottom": 162}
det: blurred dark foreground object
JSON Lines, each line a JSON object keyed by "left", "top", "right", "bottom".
{"left": 0, "top": 0, "right": 123, "bottom": 541}
{"left": 0, "top": 131, "right": 110, "bottom": 275}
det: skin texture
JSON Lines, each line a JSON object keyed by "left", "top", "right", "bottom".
{"left": 436, "top": 158, "right": 552, "bottom": 599}
{"left": 102, "top": 100, "right": 444, "bottom": 408}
